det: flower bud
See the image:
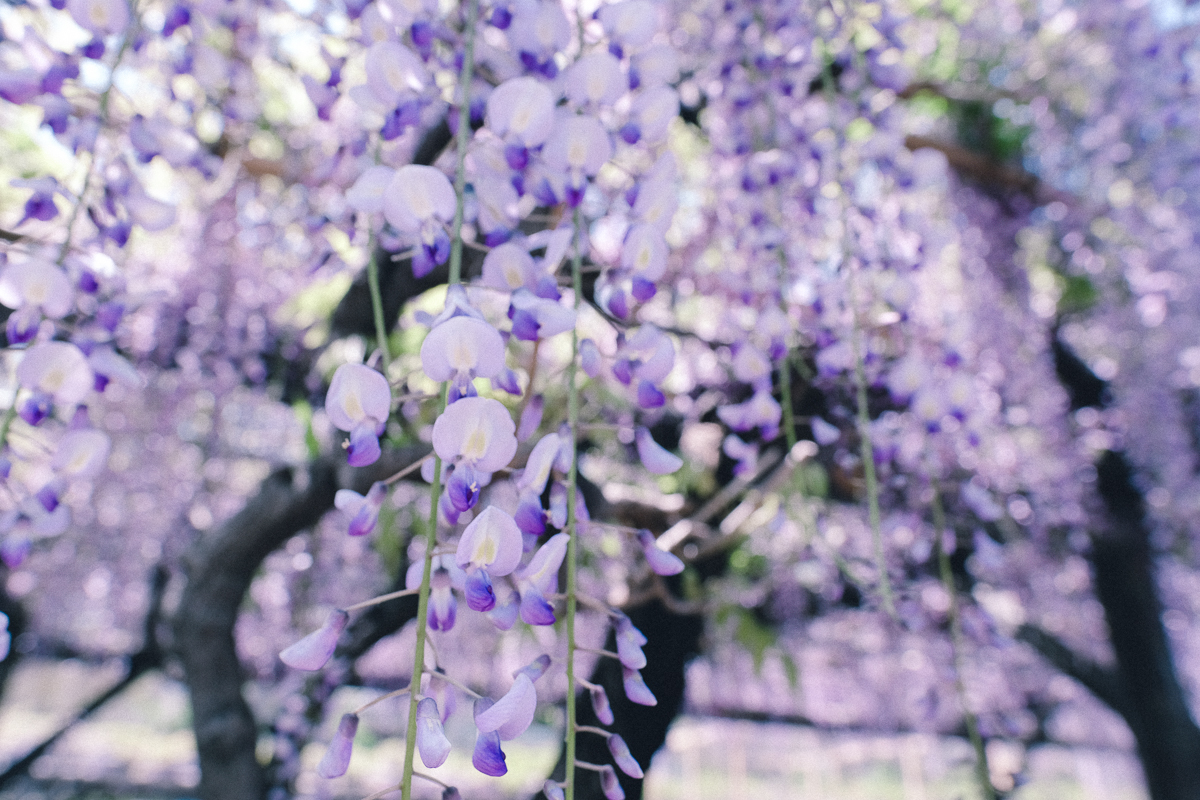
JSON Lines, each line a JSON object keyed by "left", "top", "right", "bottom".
{"left": 608, "top": 734, "right": 644, "bottom": 778}
{"left": 317, "top": 713, "right": 359, "bottom": 778}
{"left": 280, "top": 609, "right": 349, "bottom": 670}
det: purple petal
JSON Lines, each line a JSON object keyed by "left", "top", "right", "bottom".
{"left": 317, "top": 713, "right": 359, "bottom": 778}
{"left": 635, "top": 427, "right": 683, "bottom": 475}
{"left": 465, "top": 567, "right": 497, "bottom": 612}
{"left": 513, "top": 654, "right": 551, "bottom": 683}
{"left": 429, "top": 569, "right": 457, "bottom": 631}
{"left": 581, "top": 339, "right": 602, "bottom": 377}
{"left": 442, "top": 789, "right": 463, "bottom": 800}
{"left": 517, "top": 395, "right": 544, "bottom": 442}
{"left": 514, "top": 498, "right": 547, "bottom": 536}
{"left": 347, "top": 422, "right": 381, "bottom": 467}
{"left": 631, "top": 276, "right": 656, "bottom": 302}
{"left": 417, "top": 697, "right": 453, "bottom": 768}
{"left": 280, "top": 609, "right": 349, "bottom": 670}
{"left": 636, "top": 380, "right": 665, "bottom": 409}
{"left": 447, "top": 467, "right": 481, "bottom": 512}
{"left": 493, "top": 368, "right": 522, "bottom": 395}
{"left": 488, "top": 594, "right": 519, "bottom": 630}
{"left": 348, "top": 482, "right": 387, "bottom": 537}
{"left": 622, "top": 667, "right": 657, "bottom": 706}
{"left": 472, "top": 729, "right": 507, "bottom": 776}
{"left": 544, "top": 781, "right": 566, "bottom": 800}
{"left": 608, "top": 734, "right": 644, "bottom": 778}
{"left": 591, "top": 685, "right": 614, "bottom": 725}
{"left": 638, "top": 530, "right": 684, "bottom": 575}
{"left": 600, "top": 765, "right": 626, "bottom": 800}
{"left": 520, "top": 584, "right": 557, "bottom": 626}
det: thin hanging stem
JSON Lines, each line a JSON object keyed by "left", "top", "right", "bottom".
{"left": 367, "top": 246, "right": 391, "bottom": 375}
{"left": 447, "top": 0, "right": 479, "bottom": 287}
{"left": 399, "top": 5, "right": 476, "bottom": 797}
{"left": 563, "top": 207, "right": 584, "bottom": 800}
{"left": 847, "top": 259, "right": 894, "bottom": 618}
{"left": 932, "top": 482, "right": 996, "bottom": 800}
{"left": 776, "top": 249, "right": 797, "bottom": 453}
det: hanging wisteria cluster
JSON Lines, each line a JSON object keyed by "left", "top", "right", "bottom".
{"left": 2, "top": 0, "right": 1200, "bottom": 797}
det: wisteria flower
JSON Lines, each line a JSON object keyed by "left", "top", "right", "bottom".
{"left": 326, "top": 363, "right": 391, "bottom": 467}
{"left": 564, "top": 52, "right": 625, "bottom": 108}
{"left": 638, "top": 529, "right": 684, "bottom": 575}
{"left": 334, "top": 481, "right": 387, "bottom": 537}
{"left": 486, "top": 77, "right": 557, "bottom": 148}
{"left": 0, "top": 261, "right": 73, "bottom": 320}
{"left": 17, "top": 342, "right": 94, "bottom": 408}
{"left": 416, "top": 697, "right": 452, "bottom": 768}
{"left": 52, "top": 429, "right": 111, "bottom": 478}
{"left": 516, "top": 532, "right": 568, "bottom": 624}
{"left": 456, "top": 506, "right": 523, "bottom": 611}
{"left": 407, "top": 555, "right": 465, "bottom": 632}
{"left": 541, "top": 114, "right": 613, "bottom": 205}
{"left": 382, "top": 165, "right": 456, "bottom": 277}
{"left": 509, "top": 289, "right": 576, "bottom": 342}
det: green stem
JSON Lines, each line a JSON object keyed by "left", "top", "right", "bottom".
{"left": 367, "top": 249, "right": 391, "bottom": 374}
{"left": 447, "top": 0, "right": 479, "bottom": 287}
{"left": 400, "top": 7, "right": 476, "bottom": 796}
{"left": 932, "top": 483, "right": 996, "bottom": 800}
{"left": 58, "top": 7, "right": 138, "bottom": 266}
{"left": 563, "top": 208, "right": 584, "bottom": 800}
{"left": 848, "top": 275, "right": 893, "bottom": 618}
{"left": 775, "top": 250, "right": 797, "bottom": 453}
{"left": 400, "top": 426, "right": 444, "bottom": 800}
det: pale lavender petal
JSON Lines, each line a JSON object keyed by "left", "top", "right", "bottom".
{"left": 635, "top": 427, "right": 682, "bottom": 475}
{"left": 580, "top": 338, "right": 602, "bottom": 377}
{"left": 383, "top": 165, "right": 456, "bottom": 233}
{"left": 513, "top": 654, "right": 551, "bottom": 683}
{"left": 432, "top": 397, "right": 518, "bottom": 474}
{"left": 544, "top": 780, "right": 566, "bottom": 800}
{"left": 457, "top": 506, "right": 524, "bottom": 576}
{"left": 622, "top": 667, "right": 657, "bottom": 706}
{"left": 600, "top": 765, "right": 626, "bottom": 800}
{"left": 638, "top": 529, "right": 684, "bottom": 575}
{"left": 518, "top": 433, "right": 561, "bottom": 496}
{"left": 421, "top": 316, "right": 506, "bottom": 382}
{"left": 615, "top": 617, "right": 647, "bottom": 670}
{"left": 591, "top": 685, "right": 614, "bottom": 725}
{"left": 17, "top": 342, "right": 93, "bottom": 405}
{"left": 517, "top": 394, "right": 544, "bottom": 442}
{"left": 326, "top": 363, "right": 391, "bottom": 432}
{"left": 608, "top": 734, "right": 644, "bottom": 778}
{"left": 416, "top": 697, "right": 453, "bottom": 768}
{"left": 317, "top": 713, "right": 359, "bottom": 778}
{"left": 520, "top": 532, "right": 569, "bottom": 593}
{"left": 280, "top": 609, "right": 349, "bottom": 670}
{"left": 475, "top": 674, "right": 536, "bottom": 738}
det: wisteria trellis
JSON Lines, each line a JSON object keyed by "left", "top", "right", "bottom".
{"left": 2, "top": 0, "right": 1200, "bottom": 798}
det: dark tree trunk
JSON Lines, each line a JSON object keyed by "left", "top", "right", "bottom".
{"left": 174, "top": 459, "right": 340, "bottom": 800}
{"left": 1091, "top": 452, "right": 1200, "bottom": 800}
{"left": 541, "top": 599, "right": 703, "bottom": 800}
{"left": 1044, "top": 337, "right": 1200, "bottom": 800}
